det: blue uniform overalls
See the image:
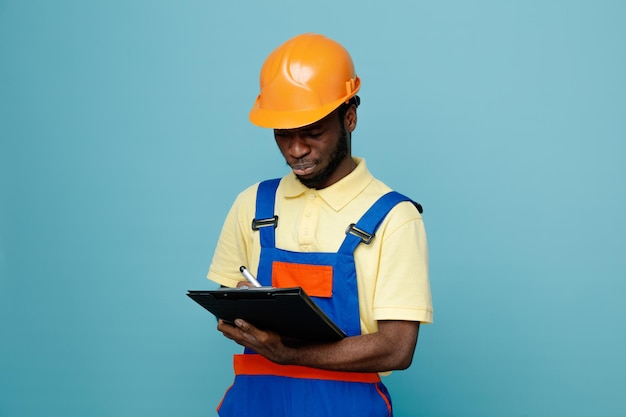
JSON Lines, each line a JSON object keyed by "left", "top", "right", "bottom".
{"left": 217, "top": 178, "right": 421, "bottom": 417}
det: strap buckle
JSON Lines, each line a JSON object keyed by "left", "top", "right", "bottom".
{"left": 252, "top": 215, "right": 278, "bottom": 231}
{"left": 345, "top": 223, "right": 374, "bottom": 245}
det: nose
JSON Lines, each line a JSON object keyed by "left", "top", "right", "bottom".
{"left": 286, "top": 135, "right": 310, "bottom": 159}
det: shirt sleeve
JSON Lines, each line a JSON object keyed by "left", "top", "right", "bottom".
{"left": 371, "top": 204, "right": 433, "bottom": 324}
{"left": 207, "top": 184, "right": 258, "bottom": 288}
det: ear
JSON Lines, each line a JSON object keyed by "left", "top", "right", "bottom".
{"left": 344, "top": 104, "right": 357, "bottom": 133}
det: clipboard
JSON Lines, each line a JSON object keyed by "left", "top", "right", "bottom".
{"left": 187, "top": 287, "right": 346, "bottom": 342}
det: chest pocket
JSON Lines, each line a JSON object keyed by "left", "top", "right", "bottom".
{"left": 272, "top": 261, "right": 333, "bottom": 298}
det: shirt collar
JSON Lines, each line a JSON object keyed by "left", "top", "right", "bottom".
{"left": 282, "top": 157, "right": 374, "bottom": 211}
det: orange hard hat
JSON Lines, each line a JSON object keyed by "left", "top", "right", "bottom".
{"left": 249, "top": 33, "right": 361, "bottom": 129}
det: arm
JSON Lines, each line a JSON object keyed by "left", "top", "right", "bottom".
{"left": 217, "top": 318, "right": 420, "bottom": 372}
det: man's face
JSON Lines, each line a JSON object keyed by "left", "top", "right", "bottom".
{"left": 274, "top": 108, "right": 355, "bottom": 189}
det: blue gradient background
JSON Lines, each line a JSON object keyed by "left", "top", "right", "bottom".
{"left": 1, "top": 1, "right": 625, "bottom": 416}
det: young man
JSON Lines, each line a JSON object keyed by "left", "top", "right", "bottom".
{"left": 207, "top": 33, "right": 433, "bottom": 417}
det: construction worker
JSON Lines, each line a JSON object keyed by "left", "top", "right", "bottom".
{"left": 207, "top": 33, "right": 433, "bottom": 417}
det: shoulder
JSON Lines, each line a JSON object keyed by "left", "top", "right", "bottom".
{"left": 227, "top": 183, "right": 258, "bottom": 214}
{"left": 365, "top": 177, "right": 425, "bottom": 235}
{"left": 368, "top": 177, "right": 423, "bottom": 216}
{"left": 230, "top": 176, "right": 290, "bottom": 213}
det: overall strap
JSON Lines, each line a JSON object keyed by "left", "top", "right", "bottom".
{"left": 338, "top": 191, "right": 422, "bottom": 255}
{"left": 252, "top": 178, "right": 281, "bottom": 249}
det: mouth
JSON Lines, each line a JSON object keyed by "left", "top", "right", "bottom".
{"left": 290, "top": 162, "right": 316, "bottom": 176}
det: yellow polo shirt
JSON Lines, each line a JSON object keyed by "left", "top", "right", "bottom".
{"left": 207, "top": 158, "right": 433, "bottom": 334}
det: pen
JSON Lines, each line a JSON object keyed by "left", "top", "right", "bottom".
{"left": 239, "top": 266, "right": 262, "bottom": 288}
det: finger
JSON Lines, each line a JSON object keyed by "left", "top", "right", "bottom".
{"left": 218, "top": 323, "right": 243, "bottom": 343}
{"left": 234, "top": 319, "right": 269, "bottom": 344}
{"left": 217, "top": 320, "right": 238, "bottom": 338}
{"left": 233, "top": 319, "right": 253, "bottom": 339}
{"left": 234, "top": 319, "right": 258, "bottom": 336}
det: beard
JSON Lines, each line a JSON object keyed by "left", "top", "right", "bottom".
{"left": 293, "top": 126, "right": 349, "bottom": 189}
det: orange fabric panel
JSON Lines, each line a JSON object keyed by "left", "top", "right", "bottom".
{"left": 272, "top": 261, "right": 333, "bottom": 297}
{"left": 233, "top": 354, "right": 380, "bottom": 383}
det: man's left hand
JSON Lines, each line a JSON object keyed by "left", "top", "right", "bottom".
{"left": 217, "top": 318, "right": 294, "bottom": 364}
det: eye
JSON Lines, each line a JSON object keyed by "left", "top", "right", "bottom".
{"left": 307, "top": 130, "right": 323, "bottom": 138}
